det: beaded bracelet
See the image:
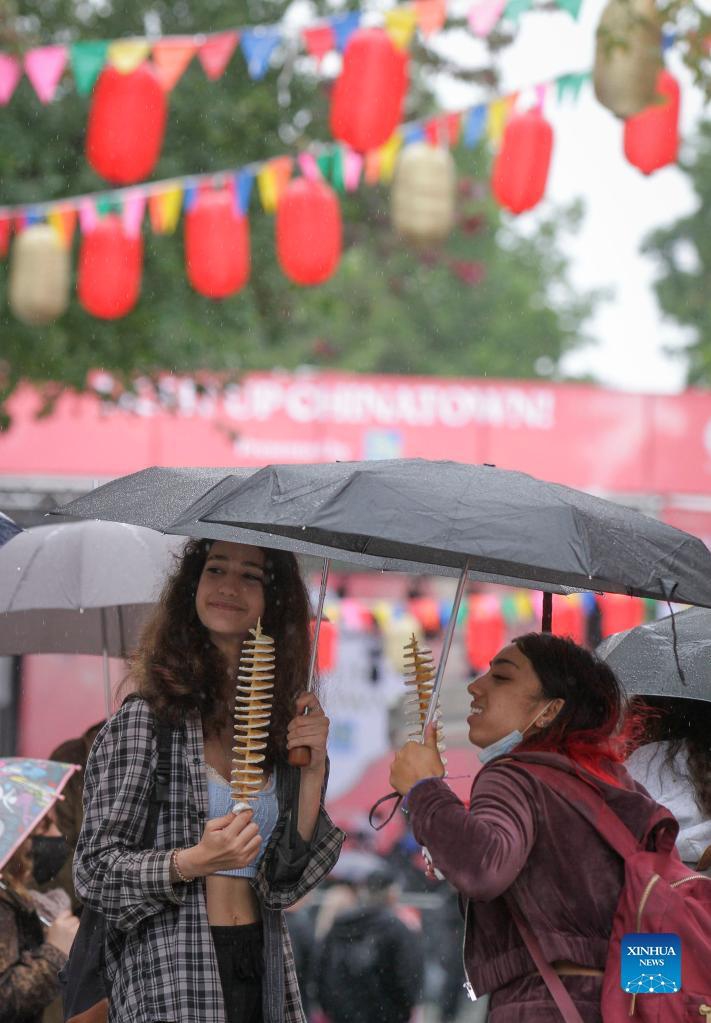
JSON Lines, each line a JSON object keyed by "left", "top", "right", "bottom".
{"left": 171, "top": 848, "right": 194, "bottom": 884}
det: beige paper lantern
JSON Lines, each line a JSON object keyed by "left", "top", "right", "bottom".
{"left": 9, "top": 224, "right": 70, "bottom": 325}
{"left": 391, "top": 143, "right": 456, "bottom": 245}
{"left": 593, "top": 0, "right": 662, "bottom": 119}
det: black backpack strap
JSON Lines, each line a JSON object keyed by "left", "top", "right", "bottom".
{"left": 143, "top": 719, "right": 173, "bottom": 849}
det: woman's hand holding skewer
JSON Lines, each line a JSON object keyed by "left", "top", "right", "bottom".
{"left": 175, "top": 810, "right": 262, "bottom": 879}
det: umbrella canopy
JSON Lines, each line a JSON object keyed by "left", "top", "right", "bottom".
{"left": 0, "top": 757, "right": 78, "bottom": 871}
{"left": 0, "top": 512, "right": 21, "bottom": 549}
{"left": 55, "top": 466, "right": 579, "bottom": 594}
{"left": 597, "top": 607, "right": 711, "bottom": 703}
{"left": 192, "top": 459, "right": 711, "bottom": 607}
{"left": 0, "top": 520, "right": 184, "bottom": 656}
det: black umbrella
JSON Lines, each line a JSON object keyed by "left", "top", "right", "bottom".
{"left": 597, "top": 607, "right": 711, "bottom": 703}
{"left": 194, "top": 459, "right": 711, "bottom": 607}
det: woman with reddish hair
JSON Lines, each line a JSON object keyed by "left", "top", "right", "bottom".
{"left": 389, "top": 632, "right": 667, "bottom": 1023}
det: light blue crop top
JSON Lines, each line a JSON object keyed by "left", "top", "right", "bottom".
{"left": 205, "top": 764, "right": 279, "bottom": 878}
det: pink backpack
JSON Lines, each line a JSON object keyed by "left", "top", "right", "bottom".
{"left": 506, "top": 758, "right": 711, "bottom": 1022}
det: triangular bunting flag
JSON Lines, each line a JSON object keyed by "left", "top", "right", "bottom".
{"left": 26, "top": 209, "right": 44, "bottom": 226}
{"left": 96, "top": 196, "right": 120, "bottom": 217}
{"left": 70, "top": 40, "right": 109, "bottom": 95}
{"left": 468, "top": 0, "right": 506, "bottom": 38}
{"left": 24, "top": 45, "right": 68, "bottom": 103}
{"left": 183, "top": 184, "right": 199, "bottom": 211}
{"left": 364, "top": 149, "right": 381, "bottom": 186}
{"left": 403, "top": 124, "right": 426, "bottom": 145}
{"left": 379, "top": 132, "right": 403, "bottom": 183}
{"left": 446, "top": 112, "right": 462, "bottom": 147}
{"left": 257, "top": 158, "right": 292, "bottom": 213}
{"left": 48, "top": 206, "right": 77, "bottom": 248}
{"left": 298, "top": 152, "right": 321, "bottom": 181}
{"left": 122, "top": 191, "right": 146, "bottom": 237}
{"left": 503, "top": 0, "right": 532, "bottom": 22}
{"left": 199, "top": 31, "right": 239, "bottom": 80}
{"left": 152, "top": 38, "right": 196, "bottom": 91}
{"left": 148, "top": 193, "right": 164, "bottom": 233}
{"left": 331, "top": 147, "right": 345, "bottom": 192}
{"left": 302, "top": 25, "right": 336, "bottom": 64}
{"left": 0, "top": 53, "right": 22, "bottom": 105}
{"left": 0, "top": 216, "right": 11, "bottom": 257}
{"left": 464, "top": 105, "right": 486, "bottom": 148}
{"left": 556, "top": 72, "right": 588, "bottom": 102}
{"left": 534, "top": 82, "right": 548, "bottom": 112}
{"left": 384, "top": 8, "right": 418, "bottom": 50}
{"left": 316, "top": 151, "right": 334, "bottom": 181}
{"left": 661, "top": 30, "right": 676, "bottom": 53}
{"left": 330, "top": 12, "right": 361, "bottom": 52}
{"left": 414, "top": 0, "right": 446, "bottom": 37}
{"left": 79, "top": 197, "right": 98, "bottom": 234}
{"left": 108, "top": 39, "right": 150, "bottom": 74}
{"left": 342, "top": 148, "right": 363, "bottom": 192}
{"left": 235, "top": 171, "right": 254, "bottom": 215}
{"left": 486, "top": 95, "right": 514, "bottom": 145}
{"left": 13, "top": 214, "right": 27, "bottom": 234}
{"left": 556, "top": 0, "right": 583, "bottom": 17}
{"left": 241, "top": 30, "right": 281, "bottom": 80}
{"left": 159, "top": 185, "right": 184, "bottom": 232}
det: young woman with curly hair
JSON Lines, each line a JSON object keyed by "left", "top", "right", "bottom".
{"left": 74, "top": 539, "right": 344, "bottom": 1023}
{"left": 389, "top": 632, "right": 673, "bottom": 1023}
{"left": 625, "top": 695, "right": 711, "bottom": 872}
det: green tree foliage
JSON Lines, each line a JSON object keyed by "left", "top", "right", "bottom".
{"left": 0, "top": 0, "right": 597, "bottom": 422}
{"left": 642, "top": 121, "right": 711, "bottom": 385}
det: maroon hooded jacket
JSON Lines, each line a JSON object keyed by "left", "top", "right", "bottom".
{"left": 406, "top": 751, "right": 662, "bottom": 995}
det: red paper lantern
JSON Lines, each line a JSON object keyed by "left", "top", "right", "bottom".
{"left": 78, "top": 215, "right": 143, "bottom": 319}
{"left": 597, "top": 594, "right": 646, "bottom": 639}
{"left": 276, "top": 178, "right": 342, "bottom": 286}
{"left": 623, "top": 70, "right": 680, "bottom": 176}
{"left": 465, "top": 595, "right": 506, "bottom": 672}
{"left": 185, "top": 189, "right": 250, "bottom": 298}
{"left": 492, "top": 110, "right": 554, "bottom": 215}
{"left": 86, "top": 65, "right": 167, "bottom": 184}
{"left": 330, "top": 29, "right": 408, "bottom": 153}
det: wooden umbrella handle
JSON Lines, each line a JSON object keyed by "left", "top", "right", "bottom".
{"left": 288, "top": 746, "right": 312, "bottom": 767}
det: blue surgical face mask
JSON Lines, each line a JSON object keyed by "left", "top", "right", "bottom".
{"left": 477, "top": 700, "right": 556, "bottom": 765}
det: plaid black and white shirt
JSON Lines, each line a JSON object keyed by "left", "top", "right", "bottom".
{"left": 74, "top": 698, "right": 344, "bottom": 1023}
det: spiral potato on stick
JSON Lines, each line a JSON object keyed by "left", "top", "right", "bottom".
{"left": 403, "top": 633, "right": 446, "bottom": 765}
{"left": 231, "top": 619, "right": 275, "bottom": 807}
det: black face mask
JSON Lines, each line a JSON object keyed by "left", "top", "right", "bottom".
{"left": 31, "top": 835, "right": 71, "bottom": 885}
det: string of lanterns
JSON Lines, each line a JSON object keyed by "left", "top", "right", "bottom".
{"left": 1, "top": 1, "right": 685, "bottom": 328}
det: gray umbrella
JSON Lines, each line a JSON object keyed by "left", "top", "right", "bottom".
{"left": 597, "top": 607, "right": 711, "bottom": 703}
{"left": 0, "top": 520, "right": 184, "bottom": 712}
{"left": 0, "top": 512, "right": 21, "bottom": 549}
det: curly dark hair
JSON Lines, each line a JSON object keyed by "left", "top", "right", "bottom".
{"left": 130, "top": 538, "right": 315, "bottom": 769}
{"left": 632, "top": 696, "right": 711, "bottom": 817}
{"left": 511, "top": 632, "right": 635, "bottom": 782}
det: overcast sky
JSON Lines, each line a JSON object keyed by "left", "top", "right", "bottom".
{"left": 429, "top": 0, "right": 706, "bottom": 394}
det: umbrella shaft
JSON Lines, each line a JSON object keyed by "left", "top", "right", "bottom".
{"left": 306, "top": 559, "right": 331, "bottom": 692}
{"left": 423, "top": 560, "right": 470, "bottom": 733}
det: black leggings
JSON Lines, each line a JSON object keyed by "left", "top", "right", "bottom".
{"left": 211, "top": 923, "right": 264, "bottom": 1023}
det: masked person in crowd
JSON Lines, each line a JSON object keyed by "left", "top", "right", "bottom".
{"left": 0, "top": 807, "right": 80, "bottom": 1023}
{"left": 44, "top": 722, "right": 105, "bottom": 911}
{"left": 625, "top": 696, "right": 711, "bottom": 873}
{"left": 74, "top": 540, "right": 344, "bottom": 1023}
{"left": 389, "top": 633, "right": 672, "bottom": 1023}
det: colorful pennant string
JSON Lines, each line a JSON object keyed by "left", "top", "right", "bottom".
{"left": 0, "top": 67, "right": 590, "bottom": 232}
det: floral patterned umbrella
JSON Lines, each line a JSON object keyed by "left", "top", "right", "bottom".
{"left": 0, "top": 757, "right": 79, "bottom": 872}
